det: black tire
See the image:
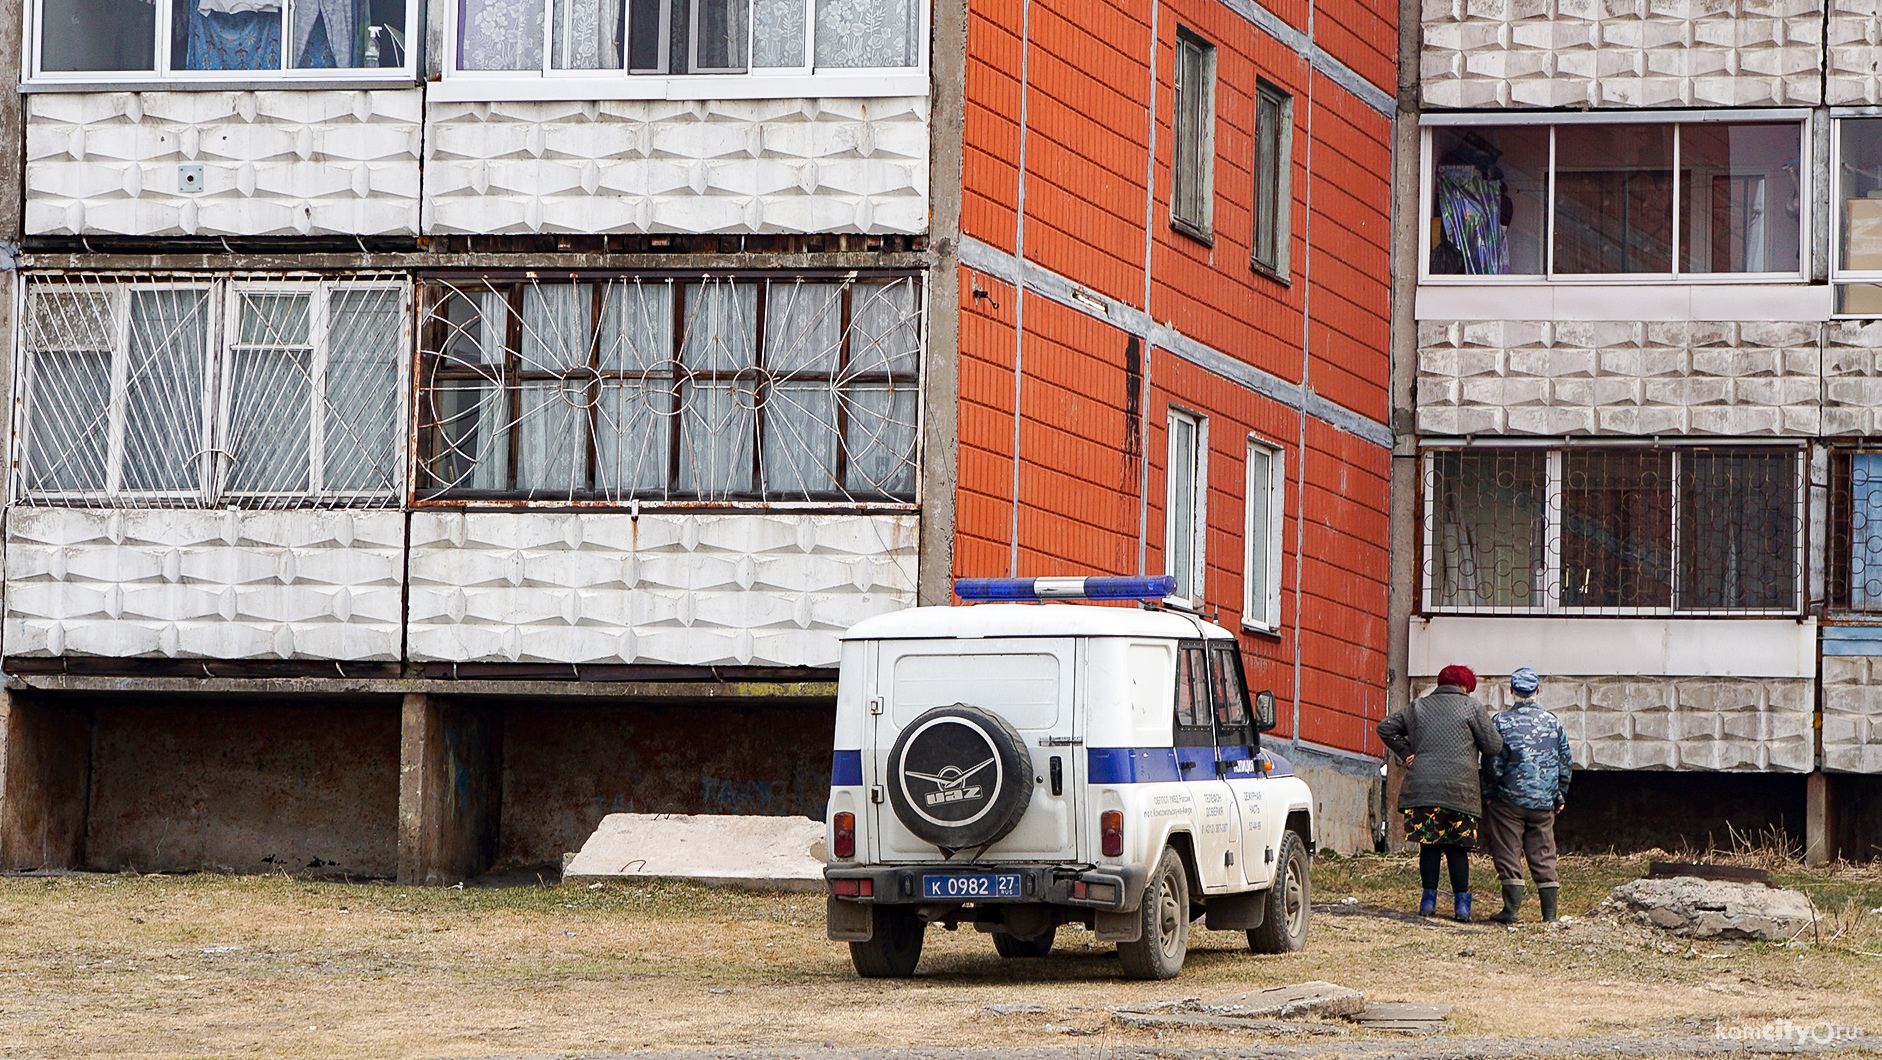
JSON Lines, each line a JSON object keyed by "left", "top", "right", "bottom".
{"left": 1248, "top": 830, "right": 1311, "bottom": 954}
{"left": 885, "top": 704, "right": 1033, "bottom": 850}
{"left": 1118, "top": 847, "right": 1189, "bottom": 979}
{"left": 992, "top": 927, "right": 1057, "bottom": 959}
{"left": 850, "top": 905, "right": 924, "bottom": 978}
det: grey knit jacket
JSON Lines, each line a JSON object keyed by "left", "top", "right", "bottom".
{"left": 1377, "top": 685, "right": 1505, "bottom": 817}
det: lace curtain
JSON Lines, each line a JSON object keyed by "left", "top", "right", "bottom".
{"left": 751, "top": 0, "right": 804, "bottom": 66}
{"left": 552, "top": 0, "right": 622, "bottom": 68}
{"left": 459, "top": 0, "right": 543, "bottom": 69}
{"left": 677, "top": 283, "right": 759, "bottom": 497}
{"left": 595, "top": 283, "right": 675, "bottom": 493}
{"left": 814, "top": 0, "right": 915, "bottom": 67}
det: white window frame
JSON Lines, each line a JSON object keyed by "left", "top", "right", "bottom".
{"left": 23, "top": 0, "right": 420, "bottom": 86}
{"left": 15, "top": 277, "right": 410, "bottom": 507}
{"left": 1170, "top": 28, "right": 1216, "bottom": 242}
{"left": 1164, "top": 408, "right": 1208, "bottom": 609}
{"left": 435, "top": 0, "right": 929, "bottom": 101}
{"left": 1418, "top": 441, "right": 1807, "bottom": 618}
{"left": 1417, "top": 111, "right": 1811, "bottom": 286}
{"left": 1242, "top": 436, "right": 1283, "bottom": 632}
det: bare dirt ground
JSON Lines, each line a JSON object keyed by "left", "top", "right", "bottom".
{"left": 2, "top": 852, "right": 1880, "bottom": 1060}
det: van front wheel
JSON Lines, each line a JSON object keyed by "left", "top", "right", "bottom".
{"left": 1118, "top": 846, "right": 1189, "bottom": 979}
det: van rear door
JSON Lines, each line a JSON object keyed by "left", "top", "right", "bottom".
{"left": 868, "top": 637, "right": 1080, "bottom": 863}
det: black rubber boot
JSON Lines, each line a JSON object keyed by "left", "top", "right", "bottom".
{"left": 1488, "top": 882, "right": 1524, "bottom": 924}
{"left": 1538, "top": 884, "right": 1560, "bottom": 923}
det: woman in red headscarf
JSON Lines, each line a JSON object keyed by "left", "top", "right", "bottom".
{"left": 1377, "top": 665, "right": 1504, "bottom": 922}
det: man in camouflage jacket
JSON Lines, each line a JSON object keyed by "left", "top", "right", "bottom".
{"left": 1484, "top": 667, "right": 1571, "bottom": 923}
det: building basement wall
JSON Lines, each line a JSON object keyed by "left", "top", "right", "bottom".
{"left": 86, "top": 696, "right": 400, "bottom": 876}
{"left": 498, "top": 698, "right": 835, "bottom": 867}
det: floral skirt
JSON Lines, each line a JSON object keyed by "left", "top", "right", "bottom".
{"left": 1403, "top": 806, "right": 1479, "bottom": 849}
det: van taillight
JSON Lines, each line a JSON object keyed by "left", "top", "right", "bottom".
{"left": 1100, "top": 811, "right": 1123, "bottom": 858}
{"left": 834, "top": 812, "right": 856, "bottom": 858}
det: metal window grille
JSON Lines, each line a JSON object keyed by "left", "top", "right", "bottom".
{"left": 414, "top": 272, "right": 923, "bottom": 506}
{"left": 17, "top": 272, "right": 409, "bottom": 509}
{"left": 1827, "top": 449, "right": 1882, "bottom": 610}
{"left": 1421, "top": 445, "right": 1802, "bottom": 615}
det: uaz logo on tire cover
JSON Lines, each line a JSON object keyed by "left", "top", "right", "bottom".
{"left": 898, "top": 717, "right": 1005, "bottom": 827}
{"left": 907, "top": 758, "right": 995, "bottom": 807}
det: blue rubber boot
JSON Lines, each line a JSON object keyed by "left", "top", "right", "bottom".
{"left": 1455, "top": 891, "right": 1473, "bottom": 923}
{"left": 1418, "top": 889, "right": 1437, "bottom": 916}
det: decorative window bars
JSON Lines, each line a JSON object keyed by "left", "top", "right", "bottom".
{"left": 17, "top": 273, "right": 408, "bottom": 508}
{"left": 414, "top": 272, "right": 923, "bottom": 506}
{"left": 1828, "top": 449, "right": 1882, "bottom": 610}
{"left": 1421, "top": 444, "right": 1803, "bottom": 615}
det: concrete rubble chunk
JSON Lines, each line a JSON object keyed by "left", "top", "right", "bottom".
{"left": 563, "top": 812, "right": 826, "bottom": 891}
{"left": 1200, "top": 981, "right": 1367, "bottom": 1020}
{"left": 1603, "top": 876, "right": 1817, "bottom": 941}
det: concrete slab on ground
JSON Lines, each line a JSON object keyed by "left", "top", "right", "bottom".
{"left": 564, "top": 813, "right": 827, "bottom": 891}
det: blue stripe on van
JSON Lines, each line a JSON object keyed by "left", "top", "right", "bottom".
{"left": 1090, "top": 746, "right": 1291, "bottom": 781}
{"left": 831, "top": 750, "right": 864, "bottom": 786}
{"left": 1087, "top": 746, "right": 1215, "bottom": 783}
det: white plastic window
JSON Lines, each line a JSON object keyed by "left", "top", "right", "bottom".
{"left": 1243, "top": 438, "right": 1284, "bottom": 631}
{"left": 447, "top": 0, "right": 924, "bottom": 96}
{"left": 1421, "top": 117, "right": 1807, "bottom": 283}
{"left": 1165, "top": 408, "right": 1207, "bottom": 607}
{"left": 29, "top": 0, "right": 416, "bottom": 82}
{"left": 20, "top": 274, "right": 408, "bottom": 507}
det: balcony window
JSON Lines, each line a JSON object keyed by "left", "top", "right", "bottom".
{"left": 1829, "top": 450, "right": 1882, "bottom": 610}
{"left": 450, "top": 0, "right": 920, "bottom": 88}
{"left": 1423, "top": 117, "right": 1805, "bottom": 282}
{"left": 415, "top": 273, "right": 922, "bottom": 506}
{"left": 32, "top": 0, "right": 414, "bottom": 79}
{"left": 1423, "top": 445, "right": 1801, "bottom": 615}
{"left": 18, "top": 274, "right": 407, "bottom": 507}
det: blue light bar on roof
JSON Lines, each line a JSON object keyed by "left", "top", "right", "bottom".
{"left": 954, "top": 575, "right": 1179, "bottom": 602}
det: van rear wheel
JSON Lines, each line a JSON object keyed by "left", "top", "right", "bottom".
{"left": 1118, "top": 847, "right": 1189, "bottom": 979}
{"left": 850, "top": 905, "right": 924, "bottom": 978}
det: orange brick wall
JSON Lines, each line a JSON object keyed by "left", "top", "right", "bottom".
{"left": 954, "top": 0, "right": 1394, "bottom": 759}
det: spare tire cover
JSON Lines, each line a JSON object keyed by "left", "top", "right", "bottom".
{"left": 887, "top": 704, "right": 1034, "bottom": 850}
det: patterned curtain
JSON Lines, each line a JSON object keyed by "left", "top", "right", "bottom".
{"left": 1435, "top": 164, "right": 1509, "bottom": 276}
{"left": 184, "top": 0, "right": 283, "bottom": 70}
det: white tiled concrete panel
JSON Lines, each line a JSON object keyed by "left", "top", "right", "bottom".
{"left": 406, "top": 512, "right": 918, "bottom": 667}
{"left": 1820, "top": 656, "right": 1882, "bottom": 772}
{"left": 1828, "top": 0, "right": 1882, "bottom": 104}
{"left": 1822, "top": 321, "right": 1882, "bottom": 435}
{"left": 1415, "top": 672, "right": 1815, "bottom": 772}
{"left": 1417, "top": 319, "right": 1823, "bottom": 436}
{"left": 24, "top": 91, "right": 424, "bottom": 237}
{"left": 423, "top": 97, "right": 929, "bottom": 235}
{"left": 3, "top": 508, "right": 405, "bottom": 660}
{"left": 1421, "top": 0, "right": 1824, "bottom": 108}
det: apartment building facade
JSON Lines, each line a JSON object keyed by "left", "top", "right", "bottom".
{"left": 0, "top": 0, "right": 1397, "bottom": 881}
{"left": 1393, "top": 0, "right": 1882, "bottom": 858}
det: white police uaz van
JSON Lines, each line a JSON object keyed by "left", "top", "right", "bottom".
{"left": 824, "top": 576, "right": 1314, "bottom": 979}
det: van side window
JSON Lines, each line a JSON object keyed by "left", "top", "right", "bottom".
{"left": 1209, "top": 645, "right": 1255, "bottom": 749}
{"left": 1173, "top": 643, "right": 1214, "bottom": 747}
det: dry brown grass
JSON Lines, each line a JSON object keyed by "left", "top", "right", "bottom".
{"left": 1, "top": 853, "right": 1879, "bottom": 1059}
